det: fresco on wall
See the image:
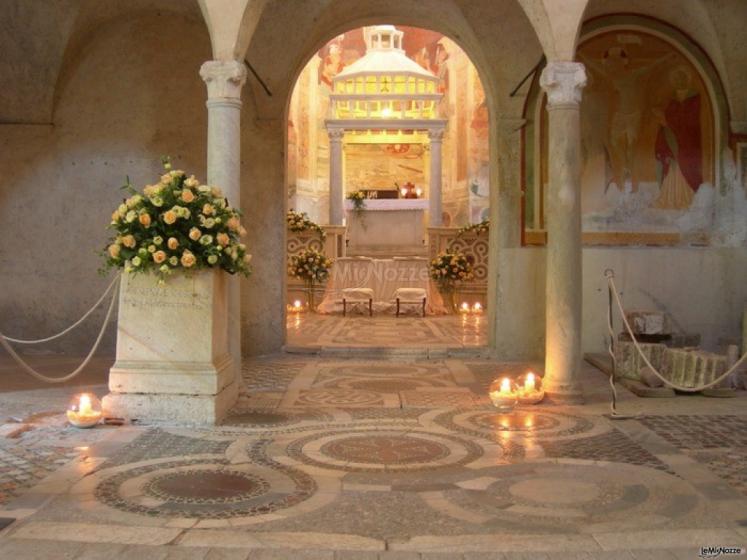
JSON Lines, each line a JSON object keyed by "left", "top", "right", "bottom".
{"left": 344, "top": 144, "right": 426, "bottom": 192}
{"left": 288, "top": 26, "right": 489, "bottom": 227}
{"left": 539, "top": 30, "right": 715, "bottom": 234}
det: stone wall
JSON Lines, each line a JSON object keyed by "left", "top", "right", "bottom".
{"left": 0, "top": 12, "right": 211, "bottom": 353}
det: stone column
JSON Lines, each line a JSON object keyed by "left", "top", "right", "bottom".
{"left": 539, "top": 61, "right": 587, "bottom": 400}
{"left": 328, "top": 128, "right": 344, "bottom": 225}
{"left": 428, "top": 128, "right": 444, "bottom": 226}
{"left": 200, "top": 60, "right": 247, "bottom": 386}
{"left": 496, "top": 117, "right": 525, "bottom": 248}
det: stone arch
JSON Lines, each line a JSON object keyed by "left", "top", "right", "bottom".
{"left": 237, "top": 0, "right": 550, "bottom": 356}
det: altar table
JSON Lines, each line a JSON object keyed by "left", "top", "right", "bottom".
{"left": 317, "top": 257, "right": 446, "bottom": 315}
{"left": 345, "top": 199, "right": 428, "bottom": 256}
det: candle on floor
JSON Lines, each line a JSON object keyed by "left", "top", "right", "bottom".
{"left": 460, "top": 302, "right": 470, "bottom": 314}
{"left": 472, "top": 302, "right": 483, "bottom": 314}
{"left": 67, "top": 393, "right": 102, "bottom": 428}
{"left": 517, "top": 371, "right": 544, "bottom": 404}
{"left": 489, "top": 377, "right": 517, "bottom": 412}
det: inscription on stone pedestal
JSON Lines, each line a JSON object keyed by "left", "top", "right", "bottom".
{"left": 123, "top": 285, "right": 209, "bottom": 310}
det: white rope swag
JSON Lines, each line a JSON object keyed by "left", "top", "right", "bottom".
{"left": 604, "top": 269, "right": 747, "bottom": 418}
{"left": 0, "top": 274, "right": 120, "bottom": 383}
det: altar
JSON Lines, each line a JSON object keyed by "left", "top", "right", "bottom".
{"left": 345, "top": 198, "right": 428, "bottom": 256}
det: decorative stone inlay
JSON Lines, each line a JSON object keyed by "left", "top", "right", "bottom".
{"left": 424, "top": 461, "right": 702, "bottom": 532}
{"left": 321, "top": 435, "right": 450, "bottom": 465}
{"left": 291, "top": 389, "right": 384, "bottom": 407}
{"left": 94, "top": 456, "right": 316, "bottom": 519}
{"left": 346, "top": 379, "right": 421, "bottom": 392}
{"left": 286, "top": 428, "right": 485, "bottom": 472}
{"left": 472, "top": 411, "right": 560, "bottom": 432}
{"left": 433, "top": 407, "right": 599, "bottom": 442}
{"left": 144, "top": 470, "right": 268, "bottom": 504}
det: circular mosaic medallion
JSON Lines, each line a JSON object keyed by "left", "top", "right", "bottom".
{"left": 347, "top": 379, "right": 421, "bottom": 392}
{"left": 434, "top": 407, "right": 599, "bottom": 442}
{"left": 321, "top": 435, "right": 450, "bottom": 465}
{"left": 95, "top": 458, "right": 316, "bottom": 519}
{"left": 422, "top": 461, "right": 700, "bottom": 532}
{"left": 472, "top": 411, "right": 560, "bottom": 432}
{"left": 144, "top": 470, "right": 268, "bottom": 504}
{"left": 286, "top": 428, "right": 486, "bottom": 472}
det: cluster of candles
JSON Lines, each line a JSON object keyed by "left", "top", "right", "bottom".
{"left": 288, "top": 299, "right": 306, "bottom": 313}
{"left": 459, "top": 302, "right": 483, "bottom": 314}
{"left": 488, "top": 371, "right": 544, "bottom": 411}
{"left": 66, "top": 393, "right": 103, "bottom": 428}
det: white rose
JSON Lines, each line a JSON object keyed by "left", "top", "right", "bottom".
{"left": 125, "top": 210, "right": 137, "bottom": 223}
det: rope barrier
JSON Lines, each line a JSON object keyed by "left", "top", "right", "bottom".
{"left": 603, "top": 269, "right": 746, "bottom": 418}
{"left": 1, "top": 274, "right": 120, "bottom": 344}
{"left": 0, "top": 275, "right": 120, "bottom": 384}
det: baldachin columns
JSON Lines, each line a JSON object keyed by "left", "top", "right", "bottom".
{"left": 539, "top": 61, "right": 587, "bottom": 400}
{"left": 428, "top": 129, "right": 444, "bottom": 226}
{"left": 328, "top": 129, "right": 345, "bottom": 225}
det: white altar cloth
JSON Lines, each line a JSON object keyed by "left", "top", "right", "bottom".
{"left": 317, "top": 257, "right": 446, "bottom": 315}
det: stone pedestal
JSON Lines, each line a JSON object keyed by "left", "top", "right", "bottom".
{"left": 104, "top": 270, "right": 237, "bottom": 425}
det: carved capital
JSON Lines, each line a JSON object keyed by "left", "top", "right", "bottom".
{"left": 540, "top": 62, "right": 587, "bottom": 109}
{"left": 328, "top": 128, "right": 345, "bottom": 141}
{"left": 200, "top": 60, "right": 247, "bottom": 100}
{"left": 427, "top": 128, "right": 445, "bottom": 142}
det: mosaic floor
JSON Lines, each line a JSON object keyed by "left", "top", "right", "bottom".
{"left": 286, "top": 313, "right": 487, "bottom": 350}
{"left": 1, "top": 356, "right": 746, "bottom": 559}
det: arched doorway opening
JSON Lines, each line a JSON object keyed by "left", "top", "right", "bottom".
{"left": 283, "top": 23, "right": 492, "bottom": 351}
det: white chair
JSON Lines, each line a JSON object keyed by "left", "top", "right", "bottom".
{"left": 342, "top": 287, "right": 374, "bottom": 317}
{"left": 393, "top": 287, "right": 427, "bottom": 317}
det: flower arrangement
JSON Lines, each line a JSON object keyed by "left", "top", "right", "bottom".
{"left": 287, "top": 209, "right": 325, "bottom": 239}
{"left": 288, "top": 248, "right": 333, "bottom": 311}
{"left": 346, "top": 190, "right": 366, "bottom": 211}
{"left": 429, "top": 251, "right": 474, "bottom": 312}
{"left": 288, "top": 249, "right": 333, "bottom": 284}
{"left": 455, "top": 218, "right": 489, "bottom": 238}
{"left": 102, "top": 158, "right": 251, "bottom": 282}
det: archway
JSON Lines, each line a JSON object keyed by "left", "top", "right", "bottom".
{"left": 282, "top": 23, "right": 494, "bottom": 351}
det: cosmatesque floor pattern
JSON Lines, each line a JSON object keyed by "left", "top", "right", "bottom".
{"left": 0, "top": 355, "right": 746, "bottom": 559}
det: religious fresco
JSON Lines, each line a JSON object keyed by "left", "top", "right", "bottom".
{"left": 287, "top": 26, "right": 488, "bottom": 226}
{"left": 537, "top": 30, "right": 715, "bottom": 234}
{"left": 344, "top": 144, "right": 426, "bottom": 192}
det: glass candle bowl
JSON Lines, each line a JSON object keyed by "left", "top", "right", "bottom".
{"left": 488, "top": 377, "right": 518, "bottom": 412}
{"left": 516, "top": 371, "right": 545, "bottom": 404}
{"left": 66, "top": 393, "right": 103, "bottom": 428}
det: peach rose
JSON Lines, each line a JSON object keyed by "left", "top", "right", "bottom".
{"left": 111, "top": 210, "right": 120, "bottom": 222}
{"left": 181, "top": 189, "right": 195, "bottom": 203}
{"left": 180, "top": 251, "right": 196, "bottom": 268}
{"left": 216, "top": 232, "right": 230, "bottom": 247}
{"left": 167, "top": 237, "right": 179, "bottom": 250}
{"left": 227, "top": 217, "right": 240, "bottom": 232}
{"left": 121, "top": 235, "right": 136, "bottom": 248}
{"left": 163, "top": 210, "right": 177, "bottom": 225}
{"left": 108, "top": 244, "right": 121, "bottom": 258}
{"left": 153, "top": 250, "right": 167, "bottom": 264}
{"left": 202, "top": 204, "right": 214, "bottom": 216}
{"left": 189, "top": 227, "right": 202, "bottom": 241}
{"left": 139, "top": 213, "right": 152, "bottom": 227}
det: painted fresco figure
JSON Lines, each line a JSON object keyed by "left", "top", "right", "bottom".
{"left": 579, "top": 47, "right": 676, "bottom": 191}
{"left": 652, "top": 65, "right": 702, "bottom": 209}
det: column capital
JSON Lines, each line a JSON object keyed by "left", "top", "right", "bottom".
{"left": 427, "top": 128, "right": 445, "bottom": 142}
{"left": 540, "top": 61, "right": 587, "bottom": 109}
{"left": 200, "top": 60, "right": 247, "bottom": 100}
{"left": 328, "top": 128, "right": 345, "bottom": 142}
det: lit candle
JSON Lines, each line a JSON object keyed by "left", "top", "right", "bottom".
{"left": 415, "top": 187, "right": 423, "bottom": 198}
{"left": 460, "top": 302, "right": 470, "bottom": 313}
{"left": 524, "top": 372, "right": 536, "bottom": 393}
{"left": 500, "top": 377, "right": 512, "bottom": 395}
{"left": 472, "top": 302, "right": 483, "bottom": 313}
{"left": 400, "top": 188, "right": 408, "bottom": 197}
{"left": 67, "top": 393, "right": 102, "bottom": 428}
